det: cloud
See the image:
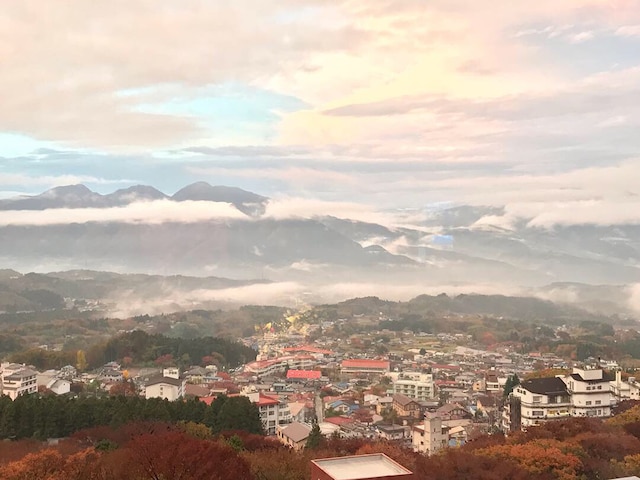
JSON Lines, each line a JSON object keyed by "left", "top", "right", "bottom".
{"left": 0, "top": 200, "right": 247, "bottom": 226}
{"left": 0, "top": 173, "right": 133, "bottom": 188}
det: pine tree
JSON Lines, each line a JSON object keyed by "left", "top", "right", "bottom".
{"left": 305, "top": 421, "right": 323, "bottom": 449}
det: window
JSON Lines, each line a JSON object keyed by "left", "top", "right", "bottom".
{"left": 595, "top": 400, "right": 601, "bottom": 405}
{"left": 531, "top": 410, "right": 544, "bottom": 417}
{"left": 597, "top": 385, "right": 602, "bottom": 390}
{"left": 586, "top": 401, "right": 592, "bottom": 405}
{"left": 586, "top": 386, "right": 592, "bottom": 391}
{"left": 532, "top": 395, "right": 542, "bottom": 404}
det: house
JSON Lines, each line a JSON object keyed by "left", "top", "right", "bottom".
{"left": 276, "top": 421, "right": 312, "bottom": 450}
{"left": 1, "top": 363, "right": 38, "bottom": 400}
{"left": 310, "top": 453, "right": 414, "bottom": 480}
{"left": 144, "top": 368, "right": 186, "bottom": 401}
{"left": 412, "top": 413, "right": 449, "bottom": 455}
{"left": 328, "top": 399, "right": 358, "bottom": 415}
{"left": 375, "top": 396, "right": 394, "bottom": 415}
{"left": 476, "top": 395, "right": 499, "bottom": 416}
{"left": 436, "top": 403, "right": 471, "bottom": 421}
{"left": 392, "top": 394, "right": 424, "bottom": 419}
{"left": 376, "top": 424, "right": 410, "bottom": 441}
{"left": 43, "top": 377, "right": 71, "bottom": 395}
{"left": 289, "top": 401, "right": 312, "bottom": 423}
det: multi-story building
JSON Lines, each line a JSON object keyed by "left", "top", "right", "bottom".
{"left": 0, "top": 363, "right": 38, "bottom": 400}
{"left": 412, "top": 413, "right": 449, "bottom": 455}
{"left": 565, "top": 367, "right": 612, "bottom": 418}
{"left": 245, "top": 355, "right": 317, "bottom": 378}
{"left": 144, "top": 368, "right": 186, "bottom": 401}
{"left": 504, "top": 367, "right": 612, "bottom": 432}
{"left": 389, "top": 372, "right": 434, "bottom": 401}
{"left": 503, "top": 377, "right": 571, "bottom": 431}
{"left": 245, "top": 392, "right": 292, "bottom": 435}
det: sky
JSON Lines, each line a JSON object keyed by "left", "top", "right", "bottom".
{"left": 2, "top": 0, "right": 640, "bottom": 226}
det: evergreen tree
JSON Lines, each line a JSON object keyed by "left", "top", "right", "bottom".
{"left": 503, "top": 374, "right": 520, "bottom": 398}
{"left": 305, "top": 421, "right": 323, "bottom": 449}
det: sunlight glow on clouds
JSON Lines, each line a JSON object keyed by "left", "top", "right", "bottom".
{"left": 1, "top": 0, "right": 639, "bottom": 224}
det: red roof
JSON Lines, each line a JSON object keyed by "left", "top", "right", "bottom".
{"left": 256, "top": 394, "right": 280, "bottom": 407}
{"left": 199, "top": 395, "right": 217, "bottom": 406}
{"left": 287, "top": 369, "right": 322, "bottom": 380}
{"left": 341, "top": 359, "right": 390, "bottom": 369}
{"left": 324, "top": 416, "right": 354, "bottom": 426}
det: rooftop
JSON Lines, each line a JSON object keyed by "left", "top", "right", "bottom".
{"left": 342, "top": 359, "right": 390, "bottom": 369}
{"left": 287, "top": 369, "right": 322, "bottom": 380}
{"left": 311, "top": 453, "right": 413, "bottom": 480}
{"left": 520, "top": 377, "right": 568, "bottom": 395}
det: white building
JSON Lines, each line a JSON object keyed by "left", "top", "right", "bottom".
{"left": 1, "top": 363, "right": 38, "bottom": 400}
{"left": 412, "top": 413, "right": 449, "bottom": 455}
{"left": 610, "top": 371, "right": 640, "bottom": 402}
{"left": 565, "top": 367, "right": 612, "bottom": 418}
{"left": 389, "top": 372, "right": 434, "bottom": 401}
{"left": 144, "top": 368, "right": 186, "bottom": 401}
{"left": 37, "top": 371, "right": 71, "bottom": 395}
{"left": 504, "top": 367, "right": 613, "bottom": 432}
{"left": 244, "top": 391, "right": 292, "bottom": 435}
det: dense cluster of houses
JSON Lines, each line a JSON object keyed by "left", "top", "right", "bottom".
{"left": 2, "top": 323, "right": 638, "bottom": 457}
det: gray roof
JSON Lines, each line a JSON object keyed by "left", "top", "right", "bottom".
{"left": 280, "top": 422, "right": 312, "bottom": 443}
{"left": 521, "top": 377, "right": 568, "bottom": 395}
{"left": 146, "top": 375, "right": 183, "bottom": 387}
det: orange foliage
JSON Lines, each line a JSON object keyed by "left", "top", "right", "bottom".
{"left": 477, "top": 439, "right": 584, "bottom": 480}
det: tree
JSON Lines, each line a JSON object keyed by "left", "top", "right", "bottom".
{"left": 503, "top": 374, "right": 520, "bottom": 398}
{"left": 75, "top": 350, "right": 87, "bottom": 372}
{"left": 306, "top": 422, "right": 323, "bottom": 449}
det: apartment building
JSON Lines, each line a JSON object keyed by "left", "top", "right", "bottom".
{"left": 1, "top": 363, "right": 38, "bottom": 400}
{"left": 389, "top": 372, "right": 434, "bottom": 401}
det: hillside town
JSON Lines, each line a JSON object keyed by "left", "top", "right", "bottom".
{"left": 2, "top": 309, "right": 637, "bottom": 461}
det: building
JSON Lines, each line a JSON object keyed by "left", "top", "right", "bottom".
{"left": 144, "top": 368, "right": 186, "bottom": 401}
{"left": 392, "top": 394, "right": 424, "bottom": 419}
{"left": 610, "top": 371, "right": 640, "bottom": 402}
{"left": 376, "top": 424, "right": 411, "bottom": 441}
{"left": 565, "top": 366, "right": 612, "bottom": 418}
{"left": 310, "top": 453, "right": 414, "bottom": 480}
{"left": 504, "top": 377, "right": 571, "bottom": 431}
{"left": 412, "top": 413, "right": 449, "bottom": 455}
{"left": 286, "top": 370, "right": 322, "bottom": 382}
{"left": 504, "top": 367, "right": 613, "bottom": 431}
{"left": 341, "top": 359, "right": 390, "bottom": 376}
{"left": 245, "top": 355, "right": 317, "bottom": 378}
{"left": 245, "top": 392, "right": 292, "bottom": 435}
{"left": 389, "top": 372, "right": 434, "bottom": 401}
{"left": 1, "top": 363, "right": 38, "bottom": 400}
{"left": 276, "top": 421, "right": 312, "bottom": 450}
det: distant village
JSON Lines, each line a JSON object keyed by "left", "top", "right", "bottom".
{"left": 2, "top": 307, "right": 637, "bottom": 462}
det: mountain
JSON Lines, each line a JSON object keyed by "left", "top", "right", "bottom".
{"left": 172, "top": 182, "right": 268, "bottom": 215}
{"left": 0, "top": 184, "right": 103, "bottom": 210}
{"left": 0, "top": 184, "right": 639, "bottom": 297}
{"left": 105, "top": 185, "right": 167, "bottom": 205}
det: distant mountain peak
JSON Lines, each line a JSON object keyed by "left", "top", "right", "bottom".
{"left": 40, "top": 184, "right": 95, "bottom": 198}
